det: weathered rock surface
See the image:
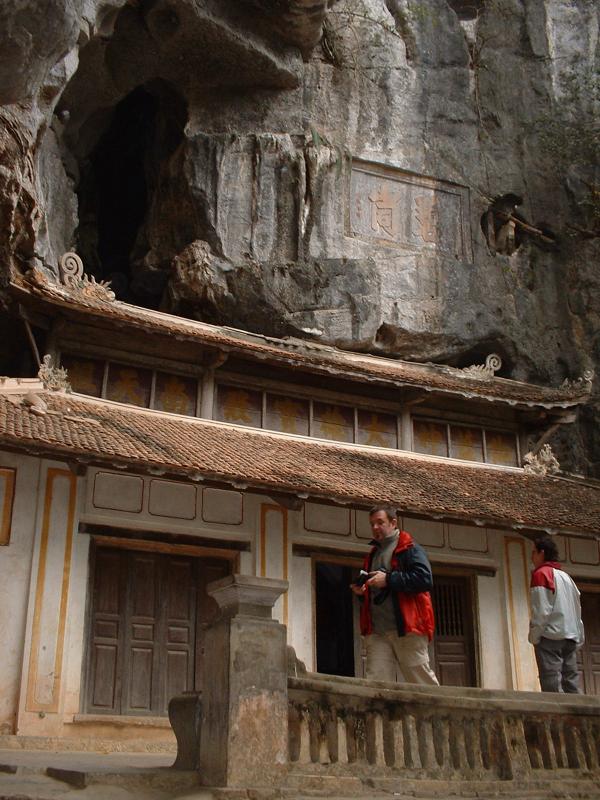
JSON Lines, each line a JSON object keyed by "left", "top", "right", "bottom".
{"left": 0, "top": 0, "right": 598, "bottom": 473}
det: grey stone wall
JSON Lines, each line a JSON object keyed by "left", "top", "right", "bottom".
{"left": 0, "top": 0, "right": 598, "bottom": 473}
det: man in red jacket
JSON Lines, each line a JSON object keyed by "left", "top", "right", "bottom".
{"left": 351, "top": 504, "right": 438, "bottom": 685}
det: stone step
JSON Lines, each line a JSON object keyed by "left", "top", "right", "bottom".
{"left": 0, "top": 734, "right": 175, "bottom": 755}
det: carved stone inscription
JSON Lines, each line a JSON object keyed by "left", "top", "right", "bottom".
{"left": 349, "top": 161, "right": 472, "bottom": 261}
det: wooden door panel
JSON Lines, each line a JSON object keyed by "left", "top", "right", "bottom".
{"left": 86, "top": 548, "right": 125, "bottom": 712}
{"left": 167, "top": 559, "right": 195, "bottom": 620}
{"left": 122, "top": 552, "right": 160, "bottom": 715}
{"left": 128, "top": 647, "right": 154, "bottom": 711}
{"left": 432, "top": 576, "right": 476, "bottom": 687}
{"left": 90, "top": 644, "right": 119, "bottom": 709}
{"left": 160, "top": 556, "right": 198, "bottom": 712}
{"left": 437, "top": 661, "right": 469, "bottom": 687}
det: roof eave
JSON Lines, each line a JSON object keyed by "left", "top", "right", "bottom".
{"left": 0, "top": 434, "right": 596, "bottom": 541}
{"left": 8, "top": 280, "right": 591, "bottom": 413}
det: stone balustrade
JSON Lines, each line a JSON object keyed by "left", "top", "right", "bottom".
{"left": 288, "top": 674, "right": 600, "bottom": 784}
{"left": 171, "top": 575, "right": 600, "bottom": 796}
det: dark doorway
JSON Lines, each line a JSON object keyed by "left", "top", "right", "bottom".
{"left": 431, "top": 575, "right": 477, "bottom": 686}
{"left": 85, "top": 543, "right": 230, "bottom": 716}
{"left": 315, "top": 561, "right": 357, "bottom": 677}
{"left": 578, "top": 591, "right": 600, "bottom": 694}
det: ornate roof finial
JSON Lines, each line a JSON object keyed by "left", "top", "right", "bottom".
{"left": 561, "top": 369, "right": 594, "bottom": 393}
{"left": 59, "top": 252, "right": 116, "bottom": 301}
{"left": 38, "top": 354, "right": 71, "bottom": 392}
{"left": 523, "top": 444, "right": 560, "bottom": 476}
{"left": 59, "top": 252, "right": 84, "bottom": 286}
{"left": 461, "top": 354, "right": 502, "bottom": 381}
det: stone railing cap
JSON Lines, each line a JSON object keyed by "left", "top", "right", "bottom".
{"left": 206, "top": 573, "right": 288, "bottom": 610}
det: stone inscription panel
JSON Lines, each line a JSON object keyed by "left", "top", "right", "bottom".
{"left": 348, "top": 161, "right": 472, "bottom": 261}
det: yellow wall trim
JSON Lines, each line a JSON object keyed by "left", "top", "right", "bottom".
{"left": 0, "top": 467, "right": 16, "bottom": 545}
{"left": 26, "top": 468, "right": 77, "bottom": 713}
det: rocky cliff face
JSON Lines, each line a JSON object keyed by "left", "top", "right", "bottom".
{"left": 0, "top": 0, "right": 598, "bottom": 473}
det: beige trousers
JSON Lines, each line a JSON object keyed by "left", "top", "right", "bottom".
{"left": 365, "top": 631, "right": 439, "bottom": 685}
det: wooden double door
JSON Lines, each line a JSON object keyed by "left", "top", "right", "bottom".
{"left": 84, "top": 543, "right": 230, "bottom": 716}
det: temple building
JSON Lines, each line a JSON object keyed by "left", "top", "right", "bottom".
{"left": 0, "top": 260, "right": 598, "bottom": 751}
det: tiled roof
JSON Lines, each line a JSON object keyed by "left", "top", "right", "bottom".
{"left": 11, "top": 278, "right": 591, "bottom": 410}
{"left": 1, "top": 390, "right": 599, "bottom": 536}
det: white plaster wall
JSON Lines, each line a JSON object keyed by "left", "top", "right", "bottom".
{"left": 288, "top": 554, "right": 313, "bottom": 669}
{"left": 0, "top": 452, "right": 41, "bottom": 734}
{"left": 62, "top": 521, "right": 90, "bottom": 718}
{"left": 476, "top": 529, "right": 512, "bottom": 690}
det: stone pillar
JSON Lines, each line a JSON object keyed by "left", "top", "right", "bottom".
{"left": 199, "top": 574, "right": 289, "bottom": 788}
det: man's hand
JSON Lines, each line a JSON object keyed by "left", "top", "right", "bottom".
{"left": 350, "top": 583, "right": 367, "bottom": 596}
{"left": 366, "top": 570, "right": 388, "bottom": 589}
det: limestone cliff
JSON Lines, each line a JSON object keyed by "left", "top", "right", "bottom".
{"left": 0, "top": 0, "right": 598, "bottom": 473}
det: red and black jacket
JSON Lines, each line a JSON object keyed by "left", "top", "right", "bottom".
{"left": 359, "top": 530, "right": 435, "bottom": 640}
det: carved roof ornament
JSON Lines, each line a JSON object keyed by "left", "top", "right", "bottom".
{"left": 561, "top": 369, "right": 594, "bottom": 393}
{"left": 460, "top": 354, "right": 502, "bottom": 381}
{"left": 523, "top": 444, "right": 560, "bottom": 476}
{"left": 38, "top": 354, "right": 71, "bottom": 392}
{"left": 59, "top": 252, "right": 115, "bottom": 302}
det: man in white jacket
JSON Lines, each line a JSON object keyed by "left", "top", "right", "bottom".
{"left": 528, "top": 536, "right": 584, "bottom": 693}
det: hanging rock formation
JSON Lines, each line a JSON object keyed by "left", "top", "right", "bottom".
{"left": 0, "top": 0, "right": 598, "bottom": 474}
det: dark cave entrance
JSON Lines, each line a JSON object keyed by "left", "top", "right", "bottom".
{"left": 74, "top": 82, "right": 187, "bottom": 307}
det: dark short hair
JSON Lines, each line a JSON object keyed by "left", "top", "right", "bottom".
{"left": 533, "top": 536, "right": 559, "bottom": 563}
{"left": 369, "top": 504, "right": 398, "bottom": 522}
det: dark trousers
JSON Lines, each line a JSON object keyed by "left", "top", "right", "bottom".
{"left": 534, "top": 637, "right": 581, "bottom": 693}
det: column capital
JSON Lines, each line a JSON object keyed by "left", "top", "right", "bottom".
{"left": 206, "top": 573, "right": 288, "bottom": 618}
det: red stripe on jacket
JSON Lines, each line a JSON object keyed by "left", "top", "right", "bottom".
{"left": 530, "top": 562, "right": 562, "bottom": 592}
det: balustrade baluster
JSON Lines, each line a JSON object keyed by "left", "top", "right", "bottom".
{"left": 551, "top": 718, "right": 568, "bottom": 768}
{"left": 299, "top": 707, "right": 312, "bottom": 764}
{"left": 402, "top": 714, "right": 422, "bottom": 769}
{"left": 565, "top": 722, "right": 588, "bottom": 770}
{"left": 417, "top": 715, "right": 436, "bottom": 772}
{"left": 336, "top": 712, "right": 349, "bottom": 764}
{"left": 465, "top": 716, "right": 484, "bottom": 773}
{"left": 539, "top": 719, "right": 558, "bottom": 769}
{"left": 366, "top": 711, "right": 386, "bottom": 765}
{"left": 449, "top": 717, "right": 468, "bottom": 771}
{"left": 433, "top": 716, "right": 451, "bottom": 773}
{"left": 384, "top": 713, "right": 404, "bottom": 768}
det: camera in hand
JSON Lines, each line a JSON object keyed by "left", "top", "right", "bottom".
{"left": 354, "top": 569, "right": 370, "bottom": 587}
{"left": 353, "top": 569, "right": 389, "bottom": 605}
